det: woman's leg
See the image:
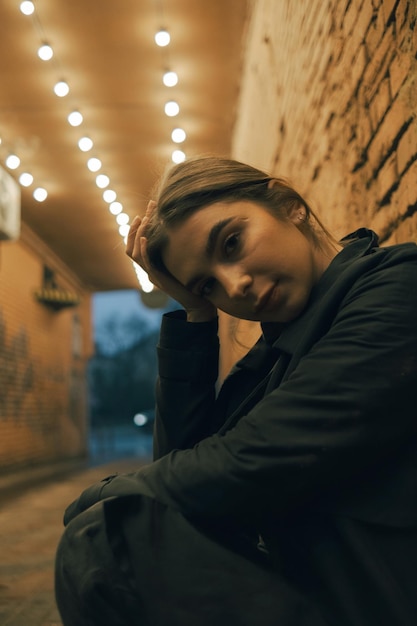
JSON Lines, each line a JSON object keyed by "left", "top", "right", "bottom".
{"left": 55, "top": 500, "right": 141, "bottom": 626}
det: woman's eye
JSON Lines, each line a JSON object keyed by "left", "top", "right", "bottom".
{"left": 224, "top": 233, "right": 240, "bottom": 256}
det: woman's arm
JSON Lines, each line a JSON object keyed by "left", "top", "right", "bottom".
{"left": 153, "top": 310, "right": 220, "bottom": 458}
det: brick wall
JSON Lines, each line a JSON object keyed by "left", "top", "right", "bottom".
{"left": 0, "top": 225, "right": 92, "bottom": 471}
{"left": 219, "top": 0, "right": 417, "bottom": 378}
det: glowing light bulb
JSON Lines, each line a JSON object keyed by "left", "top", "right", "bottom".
{"left": 96, "top": 174, "right": 109, "bottom": 188}
{"left": 116, "top": 212, "right": 129, "bottom": 226}
{"left": 38, "top": 44, "right": 53, "bottom": 61}
{"left": 155, "top": 30, "right": 170, "bottom": 47}
{"left": 163, "top": 71, "right": 178, "bottom": 87}
{"left": 87, "top": 157, "right": 102, "bottom": 172}
{"left": 6, "top": 154, "right": 20, "bottom": 169}
{"left": 172, "top": 149, "right": 186, "bottom": 164}
{"left": 68, "top": 111, "right": 83, "bottom": 126}
{"left": 109, "top": 201, "right": 123, "bottom": 215}
{"left": 54, "top": 80, "right": 70, "bottom": 97}
{"left": 78, "top": 137, "right": 93, "bottom": 152}
{"left": 119, "top": 224, "right": 130, "bottom": 237}
{"left": 20, "top": 1, "right": 35, "bottom": 15}
{"left": 19, "top": 172, "right": 34, "bottom": 186}
{"left": 171, "top": 128, "right": 186, "bottom": 143}
{"left": 133, "top": 263, "right": 154, "bottom": 292}
{"left": 103, "top": 189, "right": 117, "bottom": 203}
{"left": 164, "top": 101, "right": 179, "bottom": 117}
{"left": 33, "top": 187, "right": 48, "bottom": 202}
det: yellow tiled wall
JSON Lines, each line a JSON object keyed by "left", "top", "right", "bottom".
{"left": 0, "top": 225, "right": 92, "bottom": 471}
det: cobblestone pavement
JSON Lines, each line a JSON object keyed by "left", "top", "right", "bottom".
{"left": 0, "top": 457, "right": 149, "bottom": 626}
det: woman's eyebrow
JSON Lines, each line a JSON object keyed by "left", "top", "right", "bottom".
{"left": 206, "top": 218, "right": 234, "bottom": 256}
{"left": 184, "top": 218, "right": 234, "bottom": 292}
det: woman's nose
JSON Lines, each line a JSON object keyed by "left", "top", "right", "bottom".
{"left": 218, "top": 266, "right": 252, "bottom": 298}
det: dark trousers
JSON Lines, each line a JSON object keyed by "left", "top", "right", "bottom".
{"left": 55, "top": 495, "right": 326, "bottom": 626}
{"left": 55, "top": 500, "right": 141, "bottom": 626}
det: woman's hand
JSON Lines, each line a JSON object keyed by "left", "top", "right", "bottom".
{"left": 126, "top": 201, "right": 217, "bottom": 322}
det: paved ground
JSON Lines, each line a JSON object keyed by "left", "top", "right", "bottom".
{"left": 0, "top": 455, "right": 150, "bottom": 626}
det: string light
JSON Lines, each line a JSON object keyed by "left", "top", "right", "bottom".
{"left": 5, "top": 154, "right": 20, "bottom": 169}
{"left": 103, "top": 189, "right": 117, "bottom": 203}
{"left": 87, "top": 157, "right": 102, "bottom": 172}
{"left": 163, "top": 70, "right": 178, "bottom": 87}
{"left": 13, "top": 0, "right": 189, "bottom": 291}
{"left": 172, "top": 149, "right": 186, "bottom": 164}
{"left": 33, "top": 187, "right": 48, "bottom": 202}
{"left": 118, "top": 224, "right": 130, "bottom": 237}
{"left": 116, "top": 213, "right": 129, "bottom": 226}
{"left": 154, "top": 29, "right": 170, "bottom": 47}
{"left": 133, "top": 263, "right": 154, "bottom": 292}
{"left": 171, "top": 128, "right": 186, "bottom": 143}
{"left": 19, "top": 172, "right": 34, "bottom": 186}
{"left": 109, "top": 201, "right": 123, "bottom": 215}
{"left": 68, "top": 111, "right": 83, "bottom": 126}
{"left": 20, "top": 1, "right": 35, "bottom": 15}
{"left": 95, "top": 174, "right": 110, "bottom": 189}
{"left": 78, "top": 137, "right": 93, "bottom": 151}
{"left": 54, "top": 80, "right": 70, "bottom": 97}
{"left": 37, "top": 44, "right": 53, "bottom": 61}
{"left": 164, "top": 101, "right": 179, "bottom": 116}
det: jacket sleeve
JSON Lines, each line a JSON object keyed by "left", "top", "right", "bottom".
{"left": 153, "top": 310, "right": 220, "bottom": 459}
{"left": 66, "top": 259, "right": 417, "bottom": 525}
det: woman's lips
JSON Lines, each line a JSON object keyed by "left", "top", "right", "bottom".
{"left": 255, "top": 284, "right": 278, "bottom": 314}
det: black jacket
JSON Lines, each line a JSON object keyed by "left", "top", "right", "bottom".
{"left": 65, "top": 229, "right": 417, "bottom": 625}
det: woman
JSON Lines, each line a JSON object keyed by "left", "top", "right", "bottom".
{"left": 56, "top": 157, "right": 417, "bottom": 626}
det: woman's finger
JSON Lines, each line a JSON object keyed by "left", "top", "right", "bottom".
{"left": 144, "top": 200, "right": 157, "bottom": 218}
{"left": 126, "top": 215, "right": 143, "bottom": 260}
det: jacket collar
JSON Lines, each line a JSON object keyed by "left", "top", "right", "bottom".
{"left": 231, "top": 229, "right": 378, "bottom": 373}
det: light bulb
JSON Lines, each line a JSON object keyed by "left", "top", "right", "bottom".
{"left": 20, "top": 1, "right": 35, "bottom": 15}
{"left": 78, "top": 137, "right": 93, "bottom": 151}
{"left": 54, "top": 80, "right": 70, "bottom": 97}
{"left": 87, "top": 157, "right": 102, "bottom": 172}
{"left": 155, "top": 30, "right": 170, "bottom": 47}
{"left": 103, "top": 189, "right": 117, "bottom": 203}
{"left": 165, "top": 101, "right": 179, "bottom": 117}
{"left": 38, "top": 44, "right": 53, "bottom": 61}
{"left": 119, "top": 224, "right": 130, "bottom": 237}
{"left": 171, "top": 128, "right": 186, "bottom": 143}
{"left": 163, "top": 71, "right": 178, "bottom": 87}
{"left": 172, "top": 149, "right": 186, "bottom": 164}
{"left": 19, "top": 172, "right": 34, "bottom": 186}
{"left": 33, "top": 187, "right": 48, "bottom": 202}
{"left": 109, "top": 201, "right": 123, "bottom": 215}
{"left": 133, "top": 264, "right": 154, "bottom": 292}
{"left": 95, "top": 174, "right": 109, "bottom": 188}
{"left": 116, "top": 212, "right": 129, "bottom": 226}
{"left": 6, "top": 154, "right": 20, "bottom": 169}
{"left": 68, "top": 111, "right": 83, "bottom": 126}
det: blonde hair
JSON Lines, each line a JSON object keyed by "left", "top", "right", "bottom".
{"left": 147, "top": 156, "right": 336, "bottom": 271}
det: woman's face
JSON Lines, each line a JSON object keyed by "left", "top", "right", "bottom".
{"left": 162, "top": 200, "right": 335, "bottom": 323}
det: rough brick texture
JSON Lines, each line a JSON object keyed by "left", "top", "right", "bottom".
{"left": 0, "top": 226, "right": 91, "bottom": 471}
{"left": 220, "top": 0, "right": 417, "bottom": 378}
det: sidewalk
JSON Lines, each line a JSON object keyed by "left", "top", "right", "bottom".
{"left": 0, "top": 455, "right": 150, "bottom": 626}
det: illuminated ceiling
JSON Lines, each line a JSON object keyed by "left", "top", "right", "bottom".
{"left": 0, "top": 0, "right": 248, "bottom": 291}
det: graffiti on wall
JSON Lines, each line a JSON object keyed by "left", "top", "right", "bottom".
{"left": 0, "top": 312, "right": 68, "bottom": 435}
{"left": 0, "top": 312, "right": 34, "bottom": 418}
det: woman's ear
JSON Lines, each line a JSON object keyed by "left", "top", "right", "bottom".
{"left": 267, "top": 179, "right": 306, "bottom": 224}
{"left": 288, "top": 203, "right": 306, "bottom": 225}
